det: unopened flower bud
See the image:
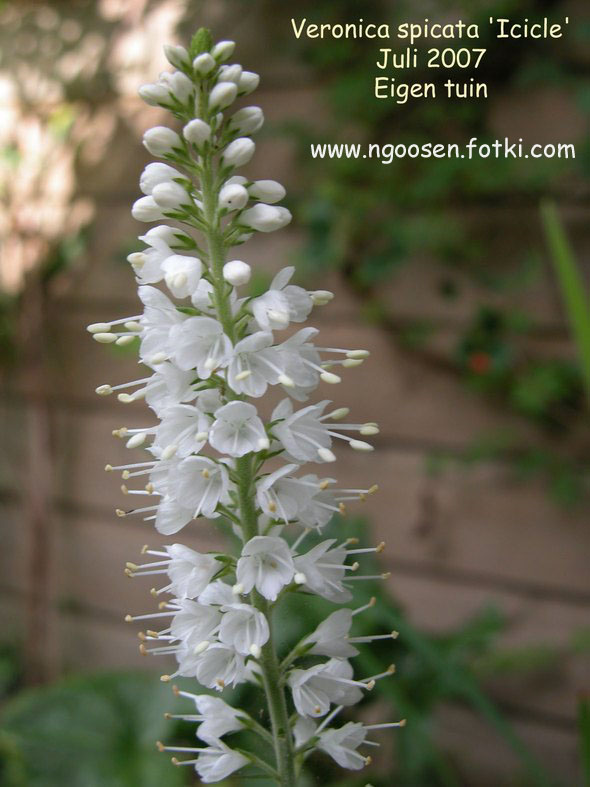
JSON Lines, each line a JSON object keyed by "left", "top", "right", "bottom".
{"left": 183, "top": 118, "right": 211, "bottom": 146}
{"left": 223, "top": 260, "right": 251, "bottom": 286}
{"left": 209, "top": 81, "right": 238, "bottom": 111}
{"left": 249, "top": 180, "right": 285, "bottom": 204}
{"left": 219, "top": 184, "right": 249, "bottom": 212}
{"left": 222, "top": 137, "right": 256, "bottom": 168}
{"left": 238, "top": 70, "right": 259, "bottom": 95}
{"left": 193, "top": 52, "right": 215, "bottom": 74}
{"left": 240, "top": 203, "right": 292, "bottom": 232}
{"left": 140, "top": 163, "right": 183, "bottom": 195}
{"left": 218, "top": 64, "right": 242, "bottom": 83}
{"left": 131, "top": 196, "right": 165, "bottom": 222}
{"left": 228, "top": 106, "right": 264, "bottom": 136}
{"left": 212, "top": 40, "right": 235, "bottom": 62}
{"left": 138, "top": 83, "right": 169, "bottom": 106}
{"left": 163, "top": 44, "right": 190, "bottom": 70}
{"left": 142, "top": 126, "right": 182, "bottom": 157}
{"left": 152, "top": 181, "right": 192, "bottom": 209}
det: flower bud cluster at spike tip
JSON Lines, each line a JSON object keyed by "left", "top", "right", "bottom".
{"left": 89, "top": 27, "right": 399, "bottom": 784}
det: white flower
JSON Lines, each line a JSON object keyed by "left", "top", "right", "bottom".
{"left": 293, "top": 716, "right": 318, "bottom": 748}
{"left": 164, "top": 544, "right": 220, "bottom": 598}
{"left": 303, "top": 609, "right": 358, "bottom": 658}
{"left": 142, "top": 126, "right": 182, "bottom": 157}
{"left": 236, "top": 536, "right": 295, "bottom": 601}
{"left": 198, "top": 579, "right": 236, "bottom": 607}
{"left": 297, "top": 482, "right": 340, "bottom": 530}
{"left": 170, "top": 316, "right": 232, "bottom": 377}
{"left": 170, "top": 599, "right": 221, "bottom": 645}
{"left": 154, "top": 496, "right": 194, "bottom": 535}
{"left": 248, "top": 179, "right": 285, "bottom": 203}
{"left": 212, "top": 40, "right": 236, "bottom": 61}
{"left": 195, "top": 643, "right": 247, "bottom": 690}
{"left": 222, "top": 137, "right": 255, "bottom": 168}
{"left": 294, "top": 539, "right": 352, "bottom": 603}
{"left": 288, "top": 659, "right": 364, "bottom": 718}
{"left": 163, "top": 43, "right": 190, "bottom": 69}
{"left": 218, "top": 64, "right": 242, "bottom": 83}
{"left": 240, "top": 203, "right": 292, "bottom": 232}
{"left": 238, "top": 70, "right": 259, "bottom": 95}
{"left": 272, "top": 399, "right": 334, "bottom": 463}
{"left": 228, "top": 105, "right": 264, "bottom": 135}
{"left": 219, "top": 183, "right": 249, "bottom": 211}
{"left": 256, "top": 464, "right": 315, "bottom": 523}
{"left": 131, "top": 196, "right": 165, "bottom": 222}
{"left": 139, "top": 71, "right": 194, "bottom": 106}
{"left": 161, "top": 254, "right": 202, "bottom": 299}
{"left": 195, "top": 741, "right": 249, "bottom": 783}
{"left": 226, "top": 332, "right": 282, "bottom": 398}
{"left": 152, "top": 403, "right": 211, "bottom": 458}
{"left": 219, "top": 602, "right": 269, "bottom": 655}
{"left": 274, "top": 328, "right": 322, "bottom": 397}
{"left": 172, "top": 456, "right": 231, "bottom": 518}
{"left": 130, "top": 226, "right": 192, "bottom": 285}
{"left": 137, "top": 285, "right": 186, "bottom": 365}
{"left": 192, "top": 695, "right": 246, "bottom": 744}
{"left": 193, "top": 52, "right": 216, "bottom": 75}
{"left": 93, "top": 31, "right": 385, "bottom": 781}
{"left": 223, "top": 260, "right": 251, "bottom": 286}
{"left": 140, "top": 163, "right": 184, "bottom": 195}
{"left": 183, "top": 118, "right": 212, "bottom": 146}
{"left": 209, "top": 401, "right": 268, "bottom": 457}
{"left": 250, "top": 267, "right": 312, "bottom": 330}
{"left": 317, "top": 722, "right": 368, "bottom": 770}
{"left": 144, "top": 363, "right": 197, "bottom": 414}
{"left": 209, "top": 81, "right": 237, "bottom": 111}
{"left": 152, "top": 180, "right": 192, "bottom": 210}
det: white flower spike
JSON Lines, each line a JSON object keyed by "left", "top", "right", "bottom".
{"left": 91, "top": 26, "right": 399, "bottom": 785}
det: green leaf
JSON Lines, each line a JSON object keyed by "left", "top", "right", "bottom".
{"left": 541, "top": 200, "right": 590, "bottom": 407}
{"left": 189, "top": 27, "right": 213, "bottom": 59}
{"left": 0, "top": 672, "right": 185, "bottom": 787}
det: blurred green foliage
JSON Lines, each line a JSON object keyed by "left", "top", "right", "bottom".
{"left": 280, "top": 0, "right": 590, "bottom": 505}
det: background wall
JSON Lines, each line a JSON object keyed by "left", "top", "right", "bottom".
{"left": 0, "top": 1, "right": 588, "bottom": 785}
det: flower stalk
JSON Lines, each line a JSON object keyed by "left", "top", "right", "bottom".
{"left": 90, "top": 26, "right": 403, "bottom": 785}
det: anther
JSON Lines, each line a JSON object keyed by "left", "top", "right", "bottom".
{"left": 320, "top": 371, "right": 341, "bottom": 385}
{"left": 93, "top": 332, "right": 117, "bottom": 344}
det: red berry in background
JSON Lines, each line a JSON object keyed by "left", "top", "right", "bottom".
{"left": 469, "top": 351, "right": 492, "bottom": 374}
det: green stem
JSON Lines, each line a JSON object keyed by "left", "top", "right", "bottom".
{"left": 236, "top": 456, "right": 297, "bottom": 786}
{"left": 197, "top": 94, "right": 296, "bottom": 786}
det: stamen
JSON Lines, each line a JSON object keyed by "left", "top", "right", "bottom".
{"left": 364, "top": 720, "right": 407, "bottom": 730}
{"left": 351, "top": 596, "right": 376, "bottom": 616}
